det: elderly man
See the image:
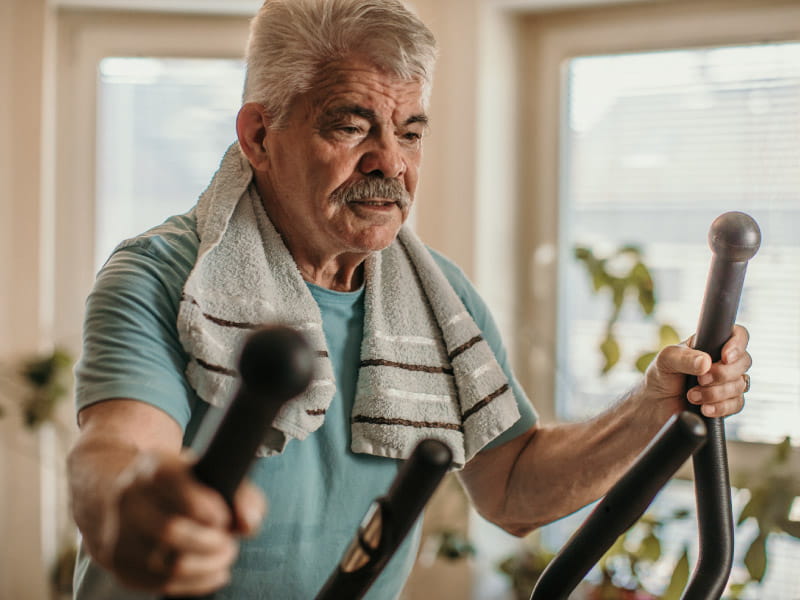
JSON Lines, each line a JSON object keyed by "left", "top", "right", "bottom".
{"left": 67, "top": 0, "right": 752, "bottom": 598}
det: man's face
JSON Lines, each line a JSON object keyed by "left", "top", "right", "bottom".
{"left": 257, "top": 57, "right": 427, "bottom": 261}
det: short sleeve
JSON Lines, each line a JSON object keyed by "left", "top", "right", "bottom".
{"left": 74, "top": 220, "right": 200, "bottom": 431}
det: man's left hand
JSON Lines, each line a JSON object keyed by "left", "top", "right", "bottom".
{"left": 643, "top": 324, "right": 752, "bottom": 418}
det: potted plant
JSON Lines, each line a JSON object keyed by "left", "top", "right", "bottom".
{"left": 0, "top": 347, "right": 77, "bottom": 599}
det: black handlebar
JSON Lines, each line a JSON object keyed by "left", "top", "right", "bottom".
{"left": 315, "top": 439, "right": 453, "bottom": 600}
{"left": 189, "top": 325, "right": 314, "bottom": 508}
{"left": 166, "top": 325, "right": 314, "bottom": 600}
{"left": 682, "top": 211, "right": 760, "bottom": 599}
{"left": 529, "top": 211, "right": 760, "bottom": 600}
{"left": 529, "top": 412, "right": 707, "bottom": 599}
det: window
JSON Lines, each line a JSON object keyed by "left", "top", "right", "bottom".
{"left": 557, "top": 42, "right": 800, "bottom": 445}
{"left": 53, "top": 9, "right": 249, "bottom": 347}
{"left": 498, "top": 2, "right": 800, "bottom": 598}
{"left": 96, "top": 57, "right": 245, "bottom": 269}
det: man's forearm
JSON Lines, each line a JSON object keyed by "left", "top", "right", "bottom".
{"left": 67, "top": 434, "right": 141, "bottom": 563}
{"left": 500, "top": 385, "right": 676, "bottom": 535}
{"left": 68, "top": 399, "right": 185, "bottom": 564}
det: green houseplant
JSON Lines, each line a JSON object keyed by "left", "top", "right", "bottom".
{"left": 0, "top": 347, "right": 77, "bottom": 597}
{"left": 573, "top": 244, "right": 680, "bottom": 374}
{"left": 0, "top": 347, "right": 74, "bottom": 429}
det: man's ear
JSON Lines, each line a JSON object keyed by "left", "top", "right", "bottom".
{"left": 236, "top": 102, "right": 271, "bottom": 170}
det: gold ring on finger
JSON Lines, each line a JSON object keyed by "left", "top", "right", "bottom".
{"left": 742, "top": 373, "right": 751, "bottom": 394}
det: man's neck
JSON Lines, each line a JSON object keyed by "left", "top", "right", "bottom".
{"left": 297, "top": 258, "right": 366, "bottom": 292}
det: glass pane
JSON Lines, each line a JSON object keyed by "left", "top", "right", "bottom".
{"left": 557, "top": 42, "right": 800, "bottom": 444}
{"left": 95, "top": 57, "right": 246, "bottom": 270}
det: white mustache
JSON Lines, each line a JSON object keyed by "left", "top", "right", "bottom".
{"left": 331, "top": 178, "right": 411, "bottom": 209}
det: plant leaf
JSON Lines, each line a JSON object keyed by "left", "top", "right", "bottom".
{"left": 727, "top": 582, "right": 748, "bottom": 600}
{"left": 779, "top": 518, "right": 800, "bottom": 539}
{"left": 635, "top": 351, "right": 657, "bottom": 373}
{"left": 662, "top": 547, "right": 689, "bottom": 600}
{"left": 611, "top": 280, "right": 626, "bottom": 313}
{"left": 744, "top": 533, "right": 768, "bottom": 582}
{"left": 600, "top": 335, "right": 620, "bottom": 374}
{"left": 773, "top": 436, "right": 792, "bottom": 464}
{"left": 638, "top": 288, "right": 656, "bottom": 315}
{"left": 659, "top": 324, "right": 682, "bottom": 347}
{"left": 737, "top": 488, "right": 766, "bottom": 526}
{"left": 592, "top": 269, "right": 610, "bottom": 292}
{"left": 631, "top": 262, "right": 655, "bottom": 315}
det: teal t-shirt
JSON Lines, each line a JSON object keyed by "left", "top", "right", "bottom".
{"left": 72, "top": 210, "right": 537, "bottom": 600}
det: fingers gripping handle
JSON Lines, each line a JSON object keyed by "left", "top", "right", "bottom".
{"left": 166, "top": 325, "right": 314, "bottom": 600}
{"left": 682, "top": 212, "right": 760, "bottom": 600}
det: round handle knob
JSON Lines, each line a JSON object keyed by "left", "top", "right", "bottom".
{"left": 708, "top": 211, "right": 761, "bottom": 262}
{"left": 238, "top": 325, "right": 315, "bottom": 399}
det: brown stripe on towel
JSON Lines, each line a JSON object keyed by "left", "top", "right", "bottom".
{"left": 448, "top": 335, "right": 483, "bottom": 361}
{"left": 316, "top": 350, "right": 329, "bottom": 358}
{"left": 202, "top": 313, "right": 261, "bottom": 329}
{"left": 353, "top": 415, "right": 463, "bottom": 432}
{"left": 180, "top": 293, "right": 260, "bottom": 330}
{"left": 360, "top": 359, "right": 454, "bottom": 375}
{"left": 462, "top": 383, "right": 511, "bottom": 421}
{"left": 195, "top": 357, "right": 237, "bottom": 377}
{"left": 306, "top": 408, "right": 327, "bottom": 416}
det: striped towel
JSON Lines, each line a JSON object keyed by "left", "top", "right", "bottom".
{"left": 177, "top": 143, "right": 521, "bottom": 468}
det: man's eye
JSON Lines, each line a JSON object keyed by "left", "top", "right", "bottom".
{"left": 338, "top": 126, "right": 362, "bottom": 135}
{"left": 402, "top": 131, "right": 423, "bottom": 142}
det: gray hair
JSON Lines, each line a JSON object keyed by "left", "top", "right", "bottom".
{"left": 243, "top": 0, "right": 437, "bottom": 127}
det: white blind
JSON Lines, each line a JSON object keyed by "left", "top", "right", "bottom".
{"left": 557, "top": 42, "right": 800, "bottom": 445}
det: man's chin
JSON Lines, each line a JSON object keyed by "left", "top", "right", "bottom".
{"left": 350, "top": 224, "right": 404, "bottom": 254}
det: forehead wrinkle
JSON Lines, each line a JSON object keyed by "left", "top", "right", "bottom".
{"left": 306, "top": 61, "right": 424, "bottom": 120}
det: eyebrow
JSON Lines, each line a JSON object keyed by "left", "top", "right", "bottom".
{"left": 321, "top": 104, "right": 429, "bottom": 128}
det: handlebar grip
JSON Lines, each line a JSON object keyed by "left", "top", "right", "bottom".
{"left": 682, "top": 212, "right": 760, "bottom": 600}
{"left": 190, "top": 325, "right": 314, "bottom": 507}
{"left": 315, "top": 439, "right": 453, "bottom": 600}
{"left": 529, "top": 412, "right": 707, "bottom": 600}
{"left": 166, "top": 325, "right": 314, "bottom": 600}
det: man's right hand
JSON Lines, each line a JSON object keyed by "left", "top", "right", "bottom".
{"left": 68, "top": 399, "right": 267, "bottom": 597}
{"left": 104, "top": 451, "right": 266, "bottom": 596}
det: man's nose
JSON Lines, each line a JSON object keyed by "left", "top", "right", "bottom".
{"left": 358, "top": 135, "right": 405, "bottom": 179}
